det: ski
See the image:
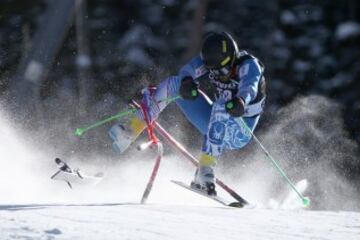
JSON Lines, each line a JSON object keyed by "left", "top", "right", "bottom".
{"left": 171, "top": 180, "right": 245, "bottom": 208}
{"left": 51, "top": 158, "right": 104, "bottom": 188}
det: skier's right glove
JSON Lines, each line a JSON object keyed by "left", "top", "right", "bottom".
{"left": 135, "top": 87, "right": 161, "bottom": 123}
{"left": 179, "top": 76, "right": 199, "bottom": 100}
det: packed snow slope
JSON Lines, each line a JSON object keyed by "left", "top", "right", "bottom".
{"left": 1, "top": 203, "right": 360, "bottom": 240}
{"left": 1, "top": 96, "right": 360, "bottom": 239}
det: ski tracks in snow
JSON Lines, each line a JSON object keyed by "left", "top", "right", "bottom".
{"left": 0, "top": 203, "right": 360, "bottom": 240}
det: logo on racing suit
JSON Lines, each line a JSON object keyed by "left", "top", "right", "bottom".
{"left": 208, "top": 121, "right": 226, "bottom": 145}
{"left": 195, "top": 65, "right": 207, "bottom": 78}
{"left": 210, "top": 78, "right": 239, "bottom": 101}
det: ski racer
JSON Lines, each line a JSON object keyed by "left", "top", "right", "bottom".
{"left": 110, "top": 32, "right": 266, "bottom": 196}
{"left": 55, "top": 158, "right": 72, "bottom": 173}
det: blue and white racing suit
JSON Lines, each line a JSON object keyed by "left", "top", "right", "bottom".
{"left": 139, "top": 51, "right": 265, "bottom": 160}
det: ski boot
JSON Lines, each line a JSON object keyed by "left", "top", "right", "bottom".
{"left": 108, "top": 117, "right": 146, "bottom": 153}
{"left": 190, "top": 165, "right": 217, "bottom": 196}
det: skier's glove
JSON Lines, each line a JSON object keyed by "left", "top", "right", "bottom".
{"left": 179, "top": 76, "right": 199, "bottom": 100}
{"left": 225, "top": 97, "right": 245, "bottom": 117}
{"left": 135, "top": 87, "right": 161, "bottom": 123}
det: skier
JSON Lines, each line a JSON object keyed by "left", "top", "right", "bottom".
{"left": 55, "top": 158, "right": 72, "bottom": 173}
{"left": 54, "top": 158, "right": 83, "bottom": 179}
{"left": 111, "top": 32, "right": 266, "bottom": 196}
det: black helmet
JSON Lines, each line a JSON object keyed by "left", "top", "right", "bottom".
{"left": 55, "top": 158, "right": 61, "bottom": 164}
{"left": 200, "top": 32, "right": 239, "bottom": 76}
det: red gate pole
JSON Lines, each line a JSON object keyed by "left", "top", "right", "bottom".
{"left": 132, "top": 99, "right": 164, "bottom": 204}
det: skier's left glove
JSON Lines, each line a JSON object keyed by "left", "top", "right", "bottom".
{"left": 225, "top": 97, "right": 245, "bottom": 117}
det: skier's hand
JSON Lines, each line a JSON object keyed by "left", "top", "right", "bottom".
{"left": 225, "top": 97, "right": 245, "bottom": 117}
{"left": 179, "top": 76, "right": 199, "bottom": 100}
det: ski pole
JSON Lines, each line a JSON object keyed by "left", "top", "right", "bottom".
{"left": 74, "top": 108, "right": 136, "bottom": 136}
{"left": 74, "top": 95, "right": 181, "bottom": 137}
{"left": 157, "top": 95, "right": 181, "bottom": 104}
{"left": 237, "top": 118, "right": 311, "bottom": 207}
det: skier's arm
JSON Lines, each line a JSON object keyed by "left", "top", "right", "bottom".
{"left": 178, "top": 56, "right": 208, "bottom": 99}
{"left": 136, "top": 56, "right": 208, "bottom": 121}
{"left": 178, "top": 56, "right": 208, "bottom": 82}
{"left": 135, "top": 76, "right": 180, "bottom": 122}
{"left": 149, "top": 56, "right": 206, "bottom": 102}
{"left": 236, "top": 59, "right": 262, "bottom": 105}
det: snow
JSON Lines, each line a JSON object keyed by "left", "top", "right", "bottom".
{"left": 1, "top": 203, "right": 360, "bottom": 240}
{"left": 1, "top": 104, "right": 360, "bottom": 239}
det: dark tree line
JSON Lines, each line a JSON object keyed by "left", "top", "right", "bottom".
{"left": 0, "top": 0, "right": 358, "bottom": 142}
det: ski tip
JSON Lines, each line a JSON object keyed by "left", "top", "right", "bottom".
{"left": 228, "top": 201, "right": 254, "bottom": 208}
{"left": 228, "top": 202, "right": 245, "bottom": 208}
{"left": 171, "top": 180, "right": 185, "bottom": 186}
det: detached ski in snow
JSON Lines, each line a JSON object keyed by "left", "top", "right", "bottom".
{"left": 51, "top": 158, "right": 104, "bottom": 188}
{"left": 171, "top": 180, "right": 245, "bottom": 208}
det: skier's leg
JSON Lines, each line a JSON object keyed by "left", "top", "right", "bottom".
{"left": 109, "top": 75, "right": 211, "bottom": 153}
{"left": 193, "top": 104, "right": 261, "bottom": 195}
{"left": 191, "top": 115, "right": 259, "bottom": 195}
{"left": 175, "top": 96, "right": 212, "bottom": 135}
{"left": 201, "top": 102, "right": 229, "bottom": 158}
{"left": 191, "top": 152, "right": 217, "bottom": 195}
{"left": 137, "top": 75, "right": 212, "bottom": 135}
{"left": 169, "top": 80, "right": 218, "bottom": 195}
{"left": 224, "top": 115, "right": 261, "bottom": 150}
{"left": 161, "top": 75, "right": 212, "bottom": 135}
{"left": 109, "top": 76, "right": 182, "bottom": 153}
{"left": 164, "top": 80, "right": 217, "bottom": 195}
